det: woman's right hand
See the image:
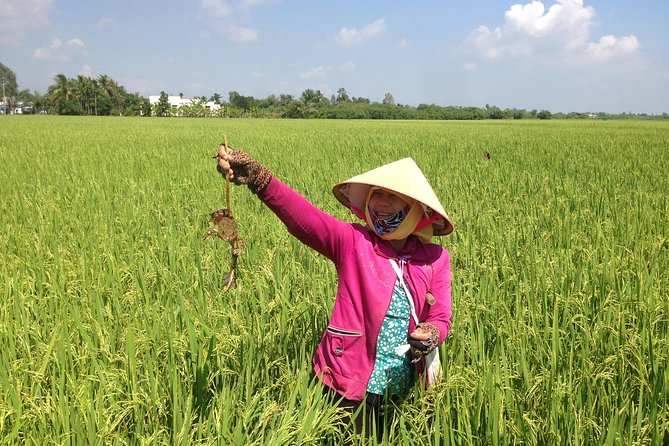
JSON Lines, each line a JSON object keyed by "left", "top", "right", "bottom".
{"left": 216, "top": 144, "right": 234, "bottom": 181}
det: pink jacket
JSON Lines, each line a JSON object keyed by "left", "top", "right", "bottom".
{"left": 259, "top": 177, "right": 452, "bottom": 401}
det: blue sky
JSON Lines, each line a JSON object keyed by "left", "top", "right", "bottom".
{"left": 2, "top": 0, "right": 668, "bottom": 113}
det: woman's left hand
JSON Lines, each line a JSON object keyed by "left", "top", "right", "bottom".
{"left": 409, "top": 323, "right": 440, "bottom": 358}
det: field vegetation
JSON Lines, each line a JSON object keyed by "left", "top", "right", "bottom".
{"left": 0, "top": 116, "right": 667, "bottom": 444}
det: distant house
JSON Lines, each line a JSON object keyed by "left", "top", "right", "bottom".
{"left": 148, "top": 95, "right": 221, "bottom": 114}
{"left": 0, "top": 101, "right": 35, "bottom": 115}
{"left": 148, "top": 95, "right": 191, "bottom": 108}
{"left": 205, "top": 101, "right": 221, "bottom": 111}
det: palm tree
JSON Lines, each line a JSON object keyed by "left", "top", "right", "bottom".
{"left": 97, "top": 74, "right": 113, "bottom": 97}
{"left": 72, "top": 75, "right": 98, "bottom": 115}
{"left": 96, "top": 74, "right": 112, "bottom": 115}
{"left": 47, "top": 74, "right": 68, "bottom": 113}
{"left": 97, "top": 74, "right": 126, "bottom": 115}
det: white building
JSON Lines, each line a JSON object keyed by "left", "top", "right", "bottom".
{"left": 148, "top": 95, "right": 220, "bottom": 112}
{"left": 149, "top": 95, "right": 190, "bottom": 108}
{"left": 0, "top": 100, "right": 35, "bottom": 114}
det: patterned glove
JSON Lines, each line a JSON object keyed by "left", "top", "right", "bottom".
{"left": 410, "top": 322, "right": 440, "bottom": 359}
{"left": 218, "top": 148, "right": 273, "bottom": 194}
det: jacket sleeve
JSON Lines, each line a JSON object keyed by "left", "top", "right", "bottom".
{"left": 256, "top": 177, "right": 353, "bottom": 264}
{"left": 426, "top": 250, "right": 452, "bottom": 345}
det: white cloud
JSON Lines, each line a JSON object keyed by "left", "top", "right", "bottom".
{"left": 200, "top": 0, "right": 231, "bottom": 18}
{"left": 300, "top": 66, "right": 329, "bottom": 79}
{"left": 466, "top": 0, "right": 638, "bottom": 64}
{"left": 227, "top": 26, "right": 258, "bottom": 42}
{"left": 33, "top": 37, "right": 87, "bottom": 62}
{"left": 336, "top": 18, "right": 385, "bottom": 47}
{"left": 586, "top": 35, "right": 639, "bottom": 61}
{"left": 0, "top": 0, "right": 53, "bottom": 30}
{"left": 339, "top": 61, "right": 356, "bottom": 73}
{"left": 399, "top": 38, "right": 408, "bottom": 49}
{"left": 504, "top": 0, "right": 592, "bottom": 40}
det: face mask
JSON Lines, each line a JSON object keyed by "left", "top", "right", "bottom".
{"left": 368, "top": 206, "right": 409, "bottom": 235}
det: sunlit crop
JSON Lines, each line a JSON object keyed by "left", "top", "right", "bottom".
{"left": 0, "top": 116, "right": 667, "bottom": 445}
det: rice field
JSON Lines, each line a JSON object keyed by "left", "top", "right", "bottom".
{"left": 0, "top": 116, "right": 667, "bottom": 445}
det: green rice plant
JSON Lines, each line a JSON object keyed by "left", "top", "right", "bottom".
{"left": 0, "top": 116, "right": 667, "bottom": 445}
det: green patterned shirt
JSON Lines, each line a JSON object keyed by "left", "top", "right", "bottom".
{"left": 366, "top": 279, "right": 414, "bottom": 396}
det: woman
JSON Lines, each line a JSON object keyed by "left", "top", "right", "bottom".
{"left": 215, "top": 146, "right": 453, "bottom": 433}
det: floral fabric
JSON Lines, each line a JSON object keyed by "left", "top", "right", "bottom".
{"left": 366, "top": 279, "right": 414, "bottom": 396}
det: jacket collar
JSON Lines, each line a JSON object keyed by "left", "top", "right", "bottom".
{"left": 371, "top": 233, "right": 425, "bottom": 261}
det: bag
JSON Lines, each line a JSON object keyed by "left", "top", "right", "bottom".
{"left": 424, "top": 346, "right": 442, "bottom": 387}
{"left": 389, "top": 258, "right": 442, "bottom": 388}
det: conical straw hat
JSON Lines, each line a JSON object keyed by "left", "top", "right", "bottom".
{"left": 332, "top": 158, "right": 454, "bottom": 236}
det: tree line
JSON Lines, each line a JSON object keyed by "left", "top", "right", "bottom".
{"left": 1, "top": 63, "right": 149, "bottom": 116}
{"left": 151, "top": 89, "right": 666, "bottom": 120}
{"left": 45, "top": 73, "right": 150, "bottom": 116}
{"left": 2, "top": 63, "right": 666, "bottom": 120}
{"left": 151, "top": 88, "right": 567, "bottom": 120}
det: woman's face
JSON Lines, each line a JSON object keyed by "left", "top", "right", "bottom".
{"left": 368, "top": 188, "right": 409, "bottom": 216}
